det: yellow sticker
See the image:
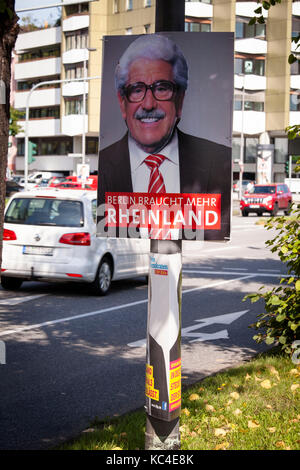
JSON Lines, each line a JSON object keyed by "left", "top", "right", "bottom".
{"left": 169, "top": 359, "right": 181, "bottom": 411}
{"left": 145, "top": 364, "right": 159, "bottom": 401}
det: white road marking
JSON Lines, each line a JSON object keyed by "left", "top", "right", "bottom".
{"left": 0, "top": 275, "right": 254, "bottom": 338}
{"left": 0, "top": 294, "right": 47, "bottom": 306}
{"left": 183, "top": 269, "right": 287, "bottom": 278}
{"left": 128, "top": 310, "right": 250, "bottom": 348}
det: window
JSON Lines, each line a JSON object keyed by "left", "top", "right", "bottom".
{"left": 17, "top": 76, "right": 60, "bottom": 91}
{"left": 235, "top": 19, "right": 266, "bottom": 39}
{"left": 65, "top": 2, "right": 89, "bottom": 16}
{"left": 65, "top": 97, "right": 87, "bottom": 115}
{"left": 126, "top": 27, "right": 133, "bottom": 35}
{"left": 19, "top": 46, "right": 60, "bottom": 62}
{"left": 65, "top": 63, "right": 84, "bottom": 79}
{"left": 27, "top": 106, "right": 60, "bottom": 119}
{"left": 290, "top": 93, "right": 300, "bottom": 111}
{"left": 291, "top": 58, "right": 300, "bottom": 75}
{"left": 232, "top": 137, "right": 241, "bottom": 160}
{"left": 274, "top": 138, "right": 288, "bottom": 163}
{"left": 113, "top": 0, "right": 119, "bottom": 13}
{"left": 234, "top": 100, "right": 264, "bottom": 112}
{"left": 245, "top": 137, "right": 258, "bottom": 163}
{"left": 234, "top": 57, "right": 265, "bottom": 76}
{"left": 145, "top": 0, "right": 151, "bottom": 6}
{"left": 86, "top": 138, "right": 98, "bottom": 155}
{"left": 185, "top": 21, "right": 211, "bottom": 32}
{"left": 126, "top": 0, "right": 133, "bottom": 10}
{"left": 65, "top": 29, "right": 88, "bottom": 51}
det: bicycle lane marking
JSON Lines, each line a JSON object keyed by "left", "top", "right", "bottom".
{"left": 0, "top": 274, "right": 255, "bottom": 338}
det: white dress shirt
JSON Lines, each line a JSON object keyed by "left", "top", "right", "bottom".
{"left": 128, "top": 130, "right": 180, "bottom": 193}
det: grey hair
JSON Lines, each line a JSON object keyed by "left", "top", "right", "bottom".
{"left": 115, "top": 34, "right": 188, "bottom": 95}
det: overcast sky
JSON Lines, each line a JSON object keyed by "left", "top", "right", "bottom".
{"left": 15, "top": 0, "right": 61, "bottom": 26}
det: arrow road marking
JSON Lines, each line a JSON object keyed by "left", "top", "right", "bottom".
{"left": 127, "top": 310, "right": 249, "bottom": 347}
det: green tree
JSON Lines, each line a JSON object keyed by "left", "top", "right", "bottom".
{"left": 245, "top": 159, "right": 300, "bottom": 356}
{"left": 9, "top": 106, "right": 24, "bottom": 137}
{"left": 0, "top": 0, "right": 19, "bottom": 271}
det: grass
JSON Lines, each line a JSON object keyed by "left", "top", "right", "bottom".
{"left": 57, "top": 349, "right": 300, "bottom": 451}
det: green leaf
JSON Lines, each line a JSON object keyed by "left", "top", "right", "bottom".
{"left": 257, "top": 15, "right": 266, "bottom": 24}
{"left": 296, "top": 280, "right": 300, "bottom": 291}
{"left": 248, "top": 17, "right": 257, "bottom": 26}
{"left": 265, "top": 337, "right": 275, "bottom": 345}
{"left": 254, "top": 7, "right": 262, "bottom": 14}
{"left": 271, "top": 295, "right": 281, "bottom": 305}
{"left": 289, "top": 54, "right": 297, "bottom": 64}
{"left": 262, "top": 1, "right": 271, "bottom": 10}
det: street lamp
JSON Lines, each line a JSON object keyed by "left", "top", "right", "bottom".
{"left": 238, "top": 74, "right": 245, "bottom": 201}
{"left": 82, "top": 47, "right": 97, "bottom": 168}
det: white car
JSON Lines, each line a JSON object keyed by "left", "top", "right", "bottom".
{"left": 1, "top": 189, "right": 149, "bottom": 295}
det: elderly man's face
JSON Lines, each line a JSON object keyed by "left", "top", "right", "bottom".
{"left": 118, "top": 58, "right": 185, "bottom": 154}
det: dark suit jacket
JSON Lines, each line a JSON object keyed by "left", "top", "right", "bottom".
{"left": 98, "top": 129, "right": 231, "bottom": 240}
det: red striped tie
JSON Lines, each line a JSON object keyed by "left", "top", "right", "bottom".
{"left": 144, "top": 154, "right": 166, "bottom": 193}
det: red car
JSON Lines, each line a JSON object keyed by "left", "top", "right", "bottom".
{"left": 240, "top": 183, "right": 292, "bottom": 217}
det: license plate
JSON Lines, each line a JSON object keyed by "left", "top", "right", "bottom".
{"left": 23, "top": 246, "right": 53, "bottom": 256}
{"left": 249, "top": 204, "right": 260, "bottom": 208}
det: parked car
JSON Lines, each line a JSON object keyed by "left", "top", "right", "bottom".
{"left": 240, "top": 183, "right": 292, "bottom": 217}
{"left": 1, "top": 189, "right": 149, "bottom": 294}
{"left": 54, "top": 182, "right": 94, "bottom": 190}
{"left": 233, "top": 180, "right": 255, "bottom": 193}
{"left": 5, "top": 180, "right": 23, "bottom": 198}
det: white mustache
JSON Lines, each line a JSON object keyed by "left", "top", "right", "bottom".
{"left": 134, "top": 109, "right": 166, "bottom": 120}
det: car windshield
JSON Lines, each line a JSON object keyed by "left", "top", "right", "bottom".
{"left": 248, "top": 185, "right": 276, "bottom": 194}
{"left": 5, "top": 198, "right": 84, "bottom": 227}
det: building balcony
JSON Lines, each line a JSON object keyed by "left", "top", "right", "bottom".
{"left": 14, "top": 87, "right": 61, "bottom": 109}
{"left": 17, "top": 119, "right": 61, "bottom": 137}
{"left": 293, "top": 1, "right": 300, "bottom": 16}
{"left": 235, "top": 2, "right": 268, "bottom": 19}
{"left": 15, "top": 27, "right": 61, "bottom": 52}
{"left": 61, "top": 114, "right": 88, "bottom": 136}
{"left": 62, "top": 48, "right": 88, "bottom": 65}
{"left": 185, "top": 2, "right": 212, "bottom": 18}
{"left": 15, "top": 57, "right": 61, "bottom": 81}
{"left": 62, "top": 81, "right": 88, "bottom": 97}
{"left": 291, "top": 75, "right": 300, "bottom": 90}
{"left": 289, "top": 111, "right": 300, "bottom": 127}
{"left": 235, "top": 74, "right": 266, "bottom": 91}
{"left": 235, "top": 38, "right": 267, "bottom": 55}
{"left": 233, "top": 110, "right": 266, "bottom": 135}
{"left": 63, "top": 14, "right": 89, "bottom": 32}
{"left": 15, "top": 155, "right": 74, "bottom": 172}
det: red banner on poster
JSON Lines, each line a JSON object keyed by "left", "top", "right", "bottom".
{"left": 104, "top": 192, "right": 221, "bottom": 234}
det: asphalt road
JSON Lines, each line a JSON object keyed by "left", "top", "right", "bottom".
{"left": 0, "top": 214, "right": 288, "bottom": 450}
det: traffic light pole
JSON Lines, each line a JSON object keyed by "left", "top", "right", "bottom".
{"left": 145, "top": 0, "right": 185, "bottom": 451}
{"left": 24, "top": 74, "right": 100, "bottom": 191}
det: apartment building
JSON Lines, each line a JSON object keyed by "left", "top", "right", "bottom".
{"left": 9, "top": 0, "right": 300, "bottom": 183}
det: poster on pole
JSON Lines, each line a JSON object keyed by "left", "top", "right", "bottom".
{"left": 97, "top": 32, "right": 234, "bottom": 241}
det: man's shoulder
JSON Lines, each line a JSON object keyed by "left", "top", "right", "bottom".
{"left": 99, "top": 133, "right": 128, "bottom": 157}
{"left": 178, "top": 129, "right": 229, "bottom": 155}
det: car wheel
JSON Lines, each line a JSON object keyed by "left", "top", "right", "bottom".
{"left": 1, "top": 276, "right": 23, "bottom": 290}
{"left": 284, "top": 202, "right": 292, "bottom": 216}
{"left": 271, "top": 203, "right": 278, "bottom": 217}
{"left": 90, "top": 258, "right": 112, "bottom": 295}
{"left": 242, "top": 210, "right": 248, "bottom": 217}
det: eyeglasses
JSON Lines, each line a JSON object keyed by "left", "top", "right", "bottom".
{"left": 124, "top": 80, "right": 178, "bottom": 103}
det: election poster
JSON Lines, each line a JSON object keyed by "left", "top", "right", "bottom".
{"left": 97, "top": 32, "right": 234, "bottom": 241}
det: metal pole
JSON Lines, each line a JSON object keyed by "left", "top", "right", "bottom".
{"left": 145, "top": 0, "right": 185, "bottom": 451}
{"left": 289, "top": 154, "right": 292, "bottom": 188}
{"left": 23, "top": 75, "right": 100, "bottom": 190}
{"left": 239, "top": 77, "right": 245, "bottom": 201}
{"left": 82, "top": 58, "right": 87, "bottom": 168}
